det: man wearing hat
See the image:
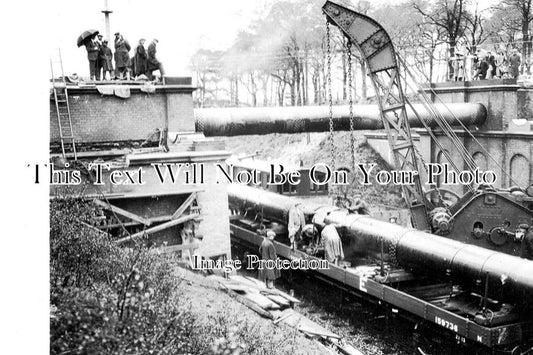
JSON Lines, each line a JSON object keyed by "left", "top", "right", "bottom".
{"left": 133, "top": 38, "right": 148, "bottom": 77}
{"left": 147, "top": 39, "right": 165, "bottom": 82}
{"left": 114, "top": 32, "right": 131, "bottom": 80}
{"left": 85, "top": 34, "right": 100, "bottom": 81}
{"left": 99, "top": 39, "right": 114, "bottom": 81}
{"left": 96, "top": 34, "right": 104, "bottom": 79}
{"left": 517, "top": 224, "right": 533, "bottom": 260}
{"left": 258, "top": 230, "right": 281, "bottom": 289}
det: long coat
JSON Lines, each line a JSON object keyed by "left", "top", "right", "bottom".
{"left": 85, "top": 40, "right": 99, "bottom": 61}
{"left": 510, "top": 53, "right": 521, "bottom": 78}
{"left": 133, "top": 45, "right": 148, "bottom": 76}
{"left": 114, "top": 37, "right": 131, "bottom": 69}
{"left": 321, "top": 225, "right": 344, "bottom": 263}
{"left": 147, "top": 41, "right": 161, "bottom": 70}
{"left": 99, "top": 46, "right": 113, "bottom": 71}
{"left": 258, "top": 238, "right": 281, "bottom": 281}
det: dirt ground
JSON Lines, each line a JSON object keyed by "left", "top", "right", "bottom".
{"left": 222, "top": 131, "right": 405, "bottom": 209}
{"left": 231, "top": 244, "right": 413, "bottom": 355}
{"left": 175, "top": 266, "right": 336, "bottom": 354}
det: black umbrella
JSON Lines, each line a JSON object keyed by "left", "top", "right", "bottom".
{"left": 77, "top": 29, "right": 99, "bottom": 47}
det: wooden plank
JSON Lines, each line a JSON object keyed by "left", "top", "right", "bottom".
{"left": 159, "top": 242, "right": 200, "bottom": 254}
{"left": 94, "top": 199, "right": 152, "bottom": 226}
{"left": 171, "top": 192, "right": 197, "bottom": 220}
{"left": 115, "top": 214, "right": 202, "bottom": 245}
{"left": 228, "top": 275, "right": 262, "bottom": 290}
{"left": 219, "top": 284, "right": 274, "bottom": 319}
{"left": 273, "top": 312, "right": 294, "bottom": 325}
{"left": 243, "top": 292, "right": 280, "bottom": 310}
{"left": 221, "top": 283, "right": 250, "bottom": 293}
{"left": 102, "top": 215, "right": 173, "bottom": 229}
{"left": 266, "top": 295, "right": 290, "bottom": 307}
{"left": 147, "top": 215, "right": 173, "bottom": 223}
{"left": 298, "top": 325, "right": 341, "bottom": 339}
{"left": 328, "top": 339, "right": 365, "bottom": 355}
{"left": 244, "top": 275, "right": 267, "bottom": 288}
{"left": 278, "top": 309, "right": 338, "bottom": 338}
{"left": 261, "top": 288, "right": 301, "bottom": 304}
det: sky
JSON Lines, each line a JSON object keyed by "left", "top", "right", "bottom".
{"left": 51, "top": 0, "right": 272, "bottom": 77}
{"left": 50, "top": 0, "right": 501, "bottom": 78}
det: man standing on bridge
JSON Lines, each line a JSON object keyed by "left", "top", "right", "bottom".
{"left": 85, "top": 35, "right": 100, "bottom": 81}
{"left": 147, "top": 39, "right": 165, "bottom": 82}
{"left": 114, "top": 32, "right": 131, "bottom": 80}
{"left": 510, "top": 48, "right": 522, "bottom": 79}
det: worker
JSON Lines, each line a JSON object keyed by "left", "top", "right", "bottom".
{"left": 345, "top": 195, "right": 370, "bottom": 215}
{"left": 517, "top": 224, "right": 533, "bottom": 260}
{"left": 320, "top": 224, "right": 344, "bottom": 265}
{"left": 147, "top": 39, "right": 165, "bottom": 82}
{"left": 98, "top": 40, "right": 114, "bottom": 81}
{"left": 85, "top": 35, "right": 100, "bottom": 81}
{"left": 133, "top": 38, "right": 148, "bottom": 78}
{"left": 258, "top": 230, "right": 280, "bottom": 288}
{"left": 288, "top": 203, "right": 305, "bottom": 250}
{"left": 301, "top": 224, "right": 319, "bottom": 247}
{"left": 114, "top": 32, "right": 131, "bottom": 80}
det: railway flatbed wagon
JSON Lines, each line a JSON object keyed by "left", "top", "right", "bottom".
{"left": 230, "top": 222, "right": 533, "bottom": 352}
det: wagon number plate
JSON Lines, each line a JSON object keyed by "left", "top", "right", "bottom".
{"left": 435, "top": 316, "right": 458, "bottom": 332}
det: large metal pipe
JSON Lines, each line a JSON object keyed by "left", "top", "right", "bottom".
{"left": 196, "top": 103, "right": 487, "bottom": 136}
{"left": 228, "top": 184, "right": 533, "bottom": 300}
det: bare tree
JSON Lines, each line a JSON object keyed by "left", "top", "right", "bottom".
{"left": 412, "top": 0, "right": 469, "bottom": 79}
{"left": 501, "top": 0, "right": 533, "bottom": 56}
{"left": 464, "top": 2, "right": 492, "bottom": 53}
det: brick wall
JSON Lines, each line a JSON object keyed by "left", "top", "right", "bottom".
{"left": 421, "top": 132, "right": 532, "bottom": 194}
{"left": 366, "top": 130, "right": 532, "bottom": 196}
{"left": 425, "top": 80, "right": 521, "bottom": 131}
{"left": 50, "top": 84, "right": 196, "bottom": 144}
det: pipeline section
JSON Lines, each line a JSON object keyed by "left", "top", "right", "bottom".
{"left": 196, "top": 103, "right": 487, "bottom": 136}
{"left": 228, "top": 184, "right": 533, "bottom": 299}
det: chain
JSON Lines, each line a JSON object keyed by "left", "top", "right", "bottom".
{"left": 326, "top": 20, "right": 336, "bottom": 203}
{"left": 347, "top": 40, "right": 356, "bottom": 180}
{"left": 388, "top": 237, "right": 398, "bottom": 266}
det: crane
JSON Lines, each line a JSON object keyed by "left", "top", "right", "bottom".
{"left": 321, "top": 0, "right": 533, "bottom": 254}
{"left": 322, "top": 0, "right": 437, "bottom": 230}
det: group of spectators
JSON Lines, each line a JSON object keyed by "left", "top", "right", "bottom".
{"left": 450, "top": 48, "right": 529, "bottom": 81}
{"left": 84, "top": 32, "right": 165, "bottom": 82}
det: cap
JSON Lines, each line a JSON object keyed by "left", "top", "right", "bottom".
{"left": 114, "top": 32, "right": 120, "bottom": 36}
{"left": 519, "top": 223, "right": 530, "bottom": 230}
{"left": 266, "top": 230, "right": 276, "bottom": 238}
